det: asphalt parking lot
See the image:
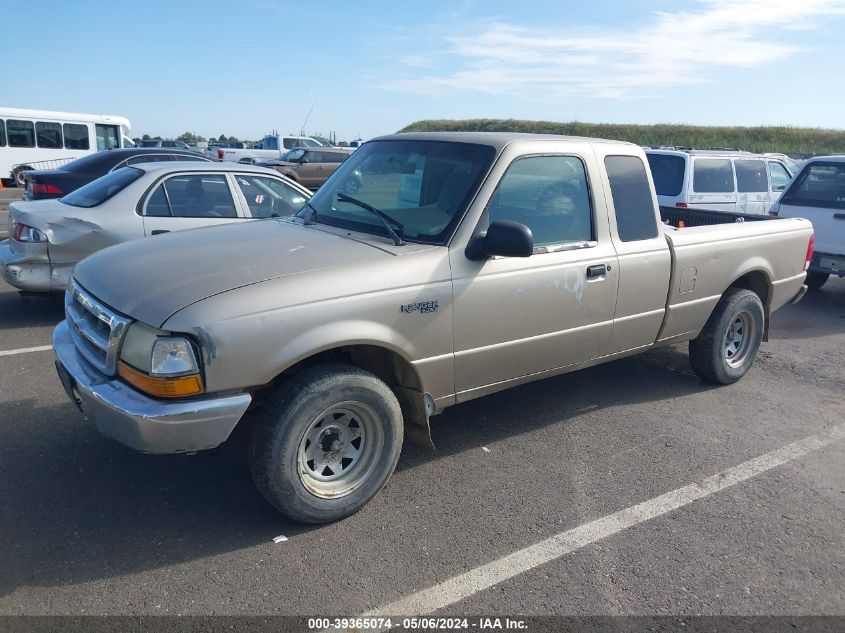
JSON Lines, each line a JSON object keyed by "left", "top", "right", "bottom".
{"left": 0, "top": 186, "right": 843, "bottom": 621}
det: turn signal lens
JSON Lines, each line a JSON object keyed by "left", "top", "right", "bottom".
{"left": 118, "top": 362, "right": 204, "bottom": 398}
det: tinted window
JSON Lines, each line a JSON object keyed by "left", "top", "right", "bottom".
{"left": 35, "top": 121, "right": 63, "bottom": 149}
{"left": 63, "top": 123, "right": 90, "bottom": 150}
{"left": 282, "top": 138, "right": 296, "bottom": 149}
{"left": 304, "top": 151, "right": 324, "bottom": 163}
{"left": 782, "top": 162, "right": 845, "bottom": 210}
{"left": 60, "top": 167, "right": 143, "bottom": 208}
{"left": 735, "top": 159, "right": 768, "bottom": 193}
{"left": 646, "top": 153, "right": 685, "bottom": 196}
{"left": 0, "top": 120, "right": 5, "bottom": 147}
{"left": 487, "top": 155, "right": 592, "bottom": 248}
{"left": 304, "top": 140, "right": 495, "bottom": 245}
{"left": 125, "top": 154, "right": 171, "bottom": 166}
{"left": 163, "top": 174, "right": 237, "bottom": 218}
{"left": 605, "top": 155, "right": 659, "bottom": 242}
{"left": 325, "top": 152, "right": 349, "bottom": 164}
{"left": 7, "top": 120, "right": 35, "bottom": 147}
{"left": 235, "top": 174, "right": 308, "bottom": 218}
{"left": 693, "top": 159, "right": 734, "bottom": 193}
{"left": 144, "top": 184, "right": 171, "bottom": 216}
{"left": 769, "top": 162, "right": 791, "bottom": 192}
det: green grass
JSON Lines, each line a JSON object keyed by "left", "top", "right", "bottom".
{"left": 400, "top": 119, "right": 845, "bottom": 156}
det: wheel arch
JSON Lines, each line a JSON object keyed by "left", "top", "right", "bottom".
{"left": 256, "top": 341, "right": 434, "bottom": 449}
{"left": 726, "top": 268, "right": 773, "bottom": 341}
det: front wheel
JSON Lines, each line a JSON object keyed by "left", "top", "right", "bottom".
{"left": 689, "top": 288, "right": 765, "bottom": 385}
{"left": 249, "top": 363, "right": 403, "bottom": 523}
{"left": 805, "top": 271, "right": 829, "bottom": 290}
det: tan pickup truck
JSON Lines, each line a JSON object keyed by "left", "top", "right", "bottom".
{"left": 52, "top": 132, "right": 813, "bottom": 523}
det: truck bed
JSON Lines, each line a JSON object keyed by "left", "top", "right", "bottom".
{"left": 660, "top": 206, "right": 770, "bottom": 228}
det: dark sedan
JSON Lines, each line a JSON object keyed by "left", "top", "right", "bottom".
{"left": 22, "top": 148, "right": 211, "bottom": 200}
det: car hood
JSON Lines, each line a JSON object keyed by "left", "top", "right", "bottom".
{"left": 73, "top": 219, "right": 401, "bottom": 327}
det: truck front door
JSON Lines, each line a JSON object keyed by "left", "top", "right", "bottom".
{"left": 450, "top": 151, "right": 619, "bottom": 398}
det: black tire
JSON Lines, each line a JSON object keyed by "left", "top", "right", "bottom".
{"left": 689, "top": 288, "right": 765, "bottom": 385}
{"left": 249, "top": 363, "right": 403, "bottom": 523}
{"left": 805, "top": 271, "right": 829, "bottom": 290}
{"left": 12, "top": 166, "right": 32, "bottom": 188}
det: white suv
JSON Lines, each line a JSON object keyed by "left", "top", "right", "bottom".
{"left": 646, "top": 149, "right": 794, "bottom": 215}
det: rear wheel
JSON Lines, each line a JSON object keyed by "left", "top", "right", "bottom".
{"left": 249, "top": 363, "right": 403, "bottom": 523}
{"left": 805, "top": 271, "right": 829, "bottom": 290}
{"left": 689, "top": 288, "right": 765, "bottom": 385}
{"left": 12, "top": 166, "right": 32, "bottom": 188}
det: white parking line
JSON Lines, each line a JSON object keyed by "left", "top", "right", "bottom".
{"left": 0, "top": 345, "right": 53, "bottom": 357}
{"left": 366, "top": 423, "right": 845, "bottom": 618}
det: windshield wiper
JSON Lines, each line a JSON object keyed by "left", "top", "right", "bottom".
{"left": 336, "top": 192, "right": 406, "bottom": 246}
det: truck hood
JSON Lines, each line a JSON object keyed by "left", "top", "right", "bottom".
{"left": 73, "top": 220, "right": 398, "bottom": 327}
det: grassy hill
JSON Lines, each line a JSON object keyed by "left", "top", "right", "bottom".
{"left": 400, "top": 119, "right": 845, "bottom": 156}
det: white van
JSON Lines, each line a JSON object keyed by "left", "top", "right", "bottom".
{"left": 645, "top": 149, "right": 794, "bottom": 215}
{"left": 0, "top": 107, "right": 133, "bottom": 186}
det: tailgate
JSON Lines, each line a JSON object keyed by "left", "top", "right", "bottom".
{"left": 778, "top": 203, "right": 845, "bottom": 256}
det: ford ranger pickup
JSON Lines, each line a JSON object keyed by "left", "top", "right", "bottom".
{"left": 52, "top": 132, "right": 814, "bottom": 523}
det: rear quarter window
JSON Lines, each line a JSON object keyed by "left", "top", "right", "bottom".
{"left": 734, "top": 159, "right": 768, "bottom": 193}
{"left": 693, "top": 158, "right": 734, "bottom": 193}
{"left": 605, "top": 155, "right": 659, "bottom": 242}
{"left": 782, "top": 162, "right": 845, "bottom": 210}
{"left": 646, "top": 154, "right": 685, "bottom": 196}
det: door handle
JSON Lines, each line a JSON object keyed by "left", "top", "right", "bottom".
{"left": 586, "top": 264, "right": 608, "bottom": 279}
{"left": 151, "top": 230, "right": 170, "bottom": 236}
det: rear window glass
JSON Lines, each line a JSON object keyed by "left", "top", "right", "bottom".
{"left": 646, "top": 154, "right": 685, "bottom": 196}
{"left": 693, "top": 159, "right": 734, "bottom": 193}
{"left": 734, "top": 159, "right": 768, "bottom": 193}
{"left": 782, "top": 162, "right": 845, "bottom": 210}
{"left": 36, "top": 121, "right": 63, "bottom": 149}
{"left": 63, "top": 123, "right": 90, "bottom": 150}
{"left": 605, "top": 155, "right": 659, "bottom": 242}
{"left": 60, "top": 167, "right": 143, "bottom": 208}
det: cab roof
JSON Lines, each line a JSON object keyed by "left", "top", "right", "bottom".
{"left": 372, "top": 131, "right": 636, "bottom": 149}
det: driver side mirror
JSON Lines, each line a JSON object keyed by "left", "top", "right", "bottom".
{"left": 466, "top": 220, "right": 534, "bottom": 261}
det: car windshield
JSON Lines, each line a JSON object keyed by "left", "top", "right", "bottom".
{"left": 60, "top": 167, "right": 144, "bottom": 208}
{"left": 300, "top": 139, "right": 496, "bottom": 244}
{"left": 286, "top": 149, "right": 306, "bottom": 162}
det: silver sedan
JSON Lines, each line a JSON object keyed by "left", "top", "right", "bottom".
{"left": 1, "top": 161, "right": 311, "bottom": 293}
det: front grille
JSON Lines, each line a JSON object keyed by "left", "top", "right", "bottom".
{"left": 65, "top": 279, "right": 131, "bottom": 375}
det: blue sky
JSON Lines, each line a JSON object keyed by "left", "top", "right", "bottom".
{"left": 3, "top": 0, "right": 845, "bottom": 141}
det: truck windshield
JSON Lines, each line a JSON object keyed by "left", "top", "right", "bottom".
{"left": 60, "top": 167, "right": 143, "bottom": 208}
{"left": 301, "top": 140, "right": 495, "bottom": 244}
{"left": 646, "top": 153, "right": 685, "bottom": 197}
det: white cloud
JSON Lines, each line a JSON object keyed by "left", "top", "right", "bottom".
{"left": 382, "top": 0, "right": 845, "bottom": 99}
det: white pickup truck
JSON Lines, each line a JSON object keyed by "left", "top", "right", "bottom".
{"left": 772, "top": 155, "right": 845, "bottom": 289}
{"left": 53, "top": 132, "right": 813, "bottom": 523}
{"left": 216, "top": 134, "right": 323, "bottom": 164}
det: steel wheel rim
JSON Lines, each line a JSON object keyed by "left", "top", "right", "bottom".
{"left": 724, "top": 310, "right": 755, "bottom": 368}
{"left": 297, "top": 401, "right": 383, "bottom": 499}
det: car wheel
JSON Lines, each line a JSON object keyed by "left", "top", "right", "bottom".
{"left": 249, "top": 363, "right": 403, "bottom": 523}
{"left": 805, "top": 271, "right": 829, "bottom": 290}
{"left": 12, "top": 166, "right": 32, "bottom": 188}
{"left": 689, "top": 288, "right": 765, "bottom": 385}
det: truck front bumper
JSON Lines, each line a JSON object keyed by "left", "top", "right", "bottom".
{"left": 53, "top": 320, "right": 252, "bottom": 454}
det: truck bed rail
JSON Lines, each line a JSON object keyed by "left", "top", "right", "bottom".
{"left": 660, "top": 206, "right": 771, "bottom": 228}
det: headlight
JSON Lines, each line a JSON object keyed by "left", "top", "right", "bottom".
{"left": 118, "top": 323, "right": 203, "bottom": 398}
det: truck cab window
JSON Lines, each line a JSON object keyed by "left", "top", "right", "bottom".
{"left": 487, "top": 155, "right": 593, "bottom": 248}
{"left": 604, "top": 155, "right": 659, "bottom": 242}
